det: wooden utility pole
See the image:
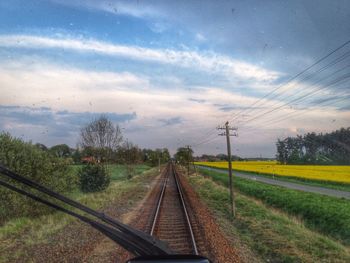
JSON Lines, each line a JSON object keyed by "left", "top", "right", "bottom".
{"left": 218, "top": 122, "right": 237, "bottom": 218}
{"left": 186, "top": 145, "right": 191, "bottom": 175}
{"left": 158, "top": 155, "right": 161, "bottom": 172}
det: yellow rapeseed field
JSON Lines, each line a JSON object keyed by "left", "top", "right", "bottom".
{"left": 195, "top": 161, "right": 350, "bottom": 184}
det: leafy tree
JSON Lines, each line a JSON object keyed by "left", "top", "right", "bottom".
{"left": 142, "top": 148, "right": 170, "bottom": 166}
{"left": 118, "top": 141, "right": 143, "bottom": 164}
{"left": 72, "top": 148, "right": 82, "bottom": 164}
{"left": 276, "top": 127, "right": 350, "bottom": 165}
{"left": 175, "top": 147, "right": 193, "bottom": 166}
{"left": 161, "top": 148, "right": 171, "bottom": 163}
{"left": 35, "top": 143, "right": 48, "bottom": 151}
{"left": 304, "top": 132, "right": 319, "bottom": 163}
{"left": 116, "top": 141, "right": 142, "bottom": 178}
{"left": 0, "top": 132, "right": 77, "bottom": 223}
{"left": 276, "top": 139, "right": 288, "bottom": 164}
{"left": 81, "top": 146, "right": 95, "bottom": 158}
{"left": 142, "top": 149, "right": 156, "bottom": 165}
{"left": 50, "top": 144, "right": 72, "bottom": 158}
{"left": 196, "top": 153, "right": 242, "bottom": 161}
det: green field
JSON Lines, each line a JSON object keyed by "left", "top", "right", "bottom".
{"left": 71, "top": 164, "right": 151, "bottom": 181}
{"left": 60, "top": 164, "right": 151, "bottom": 200}
{"left": 198, "top": 167, "right": 350, "bottom": 246}
{"left": 197, "top": 165, "right": 350, "bottom": 192}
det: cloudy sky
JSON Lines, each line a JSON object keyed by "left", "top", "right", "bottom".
{"left": 0, "top": 0, "right": 349, "bottom": 157}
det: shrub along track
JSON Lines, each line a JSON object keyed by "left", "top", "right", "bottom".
{"left": 117, "top": 163, "right": 240, "bottom": 263}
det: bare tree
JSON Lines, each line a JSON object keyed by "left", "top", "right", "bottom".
{"left": 79, "top": 115, "right": 123, "bottom": 162}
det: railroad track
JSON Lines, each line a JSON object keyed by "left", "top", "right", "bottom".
{"left": 149, "top": 163, "right": 198, "bottom": 255}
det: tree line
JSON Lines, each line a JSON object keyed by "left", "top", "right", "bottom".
{"left": 276, "top": 127, "right": 350, "bottom": 165}
{"left": 0, "top": 115, "right": 170, "bottom": 223}
{"left": 43, "top": 116, "right": 170, "bottom": 190}
{"left": 32, "top": 116, "right": 170, "bottom": 167}
{"left": 41, "top": 143, "right": 170, "bottom": 167}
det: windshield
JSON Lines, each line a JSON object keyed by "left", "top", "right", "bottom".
{"left": 0, "top": 1, "right": 349, "bottom": 263}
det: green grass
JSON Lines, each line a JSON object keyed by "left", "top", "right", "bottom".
{"left": 0, "top": 164, "right": 152, "bottom": 236}
{"left": 198, "top": 167, "right": 350, "bottom": 246}
{"left": 71, "top": 164, "right": 151, "bottom": 181}
{"left": 197, "top": 165, "right": 350, "bottom": 192}
{"left": 109, "top": 164, "right": 151, "bottom": 180}
{"left": 189, "top": 175, "right": 350, "bottom": 263}
{"left": 62, "top": 164, "right": 152, "bottom": 202}
{"left": 0, "top": 164, "right": 156, "bottom": 262}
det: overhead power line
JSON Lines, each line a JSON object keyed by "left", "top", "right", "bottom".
{"left": 238, "top": 71, "right": 350, "bottom": 128}
{"left": 228, "top": 39, "right": 350, "bottom": 124}
{"left": 233, "top": 50, "right": 350, "bottom": 125}
{"left": 189, "top": 39, "right": 350, "bottom": 150}
{"left": 240, "top": 94, "right": 350, "bottom": 134}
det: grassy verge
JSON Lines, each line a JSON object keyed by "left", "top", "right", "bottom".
{"left": 71, "top": 164, "right": 150, "bottom": 181}
{"left": 189, "top": 175, "right": 350, "bottom": 263}
{"left": 198, "top": 168, "right": 350, "bottom": 246}
{"left": 67, "top": 164, "right": 150, "bottom": 198}
{"left": 108, "top": 164, "right": 151, "bottom": 180}
{"left": 197, "top": 165, "right": 350, "bottom": 192}
{"left": 0, "top": 164, "right": 154, "bottom": 262}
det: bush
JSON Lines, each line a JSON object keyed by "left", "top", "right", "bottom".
{"left": 126, "top": 165, "right": 135, "bottom": 179}
{"left": 0, "top": 132, "right": 78, "bottom": 223}
{"left": 78, "top": 164, "right": 110, "bottom": 192}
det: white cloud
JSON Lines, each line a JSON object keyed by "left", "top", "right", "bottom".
{"left": 0, "top": 59, "right": 275, "bottom": 134}
{"left": 52, "top": 0, "right": 162, "bottom": 18}
{"left": 1, "top": 58, "right": 347, "bottom": 155}
{"left": 195, "top": 33, "right": 206, "bottom": 42}
{"left": 0, "top": 34, "right": 281, "bottom": 82}
{"left": 149, "top": 22, "right": 169, "bottom": 33}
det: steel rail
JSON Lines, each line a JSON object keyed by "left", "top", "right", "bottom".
{"left": 150, "top": 167, "right": 169, "bottom": 235}
{"left": 150, "top": 163, "right": 198, "bottom": 255}
{"left": 172, "top": 165, "right": 198, "bottom": 255}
